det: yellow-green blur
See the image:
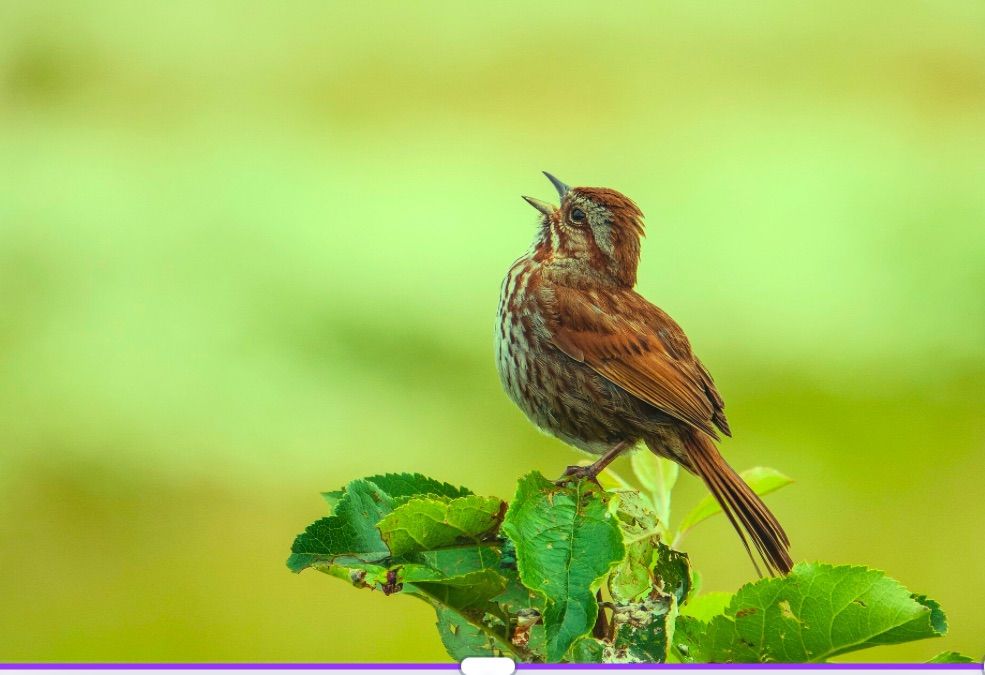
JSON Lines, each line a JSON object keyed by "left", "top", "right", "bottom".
{"left": 1, "top": 0, "right": 983, "bottom": 663}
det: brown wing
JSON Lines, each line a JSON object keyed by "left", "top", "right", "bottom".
{"left": 547, "top": 286, "right": 730, "bottom": 439}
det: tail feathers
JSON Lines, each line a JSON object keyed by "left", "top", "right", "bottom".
{"left": 683, "top": 432, "right": 793, "bottom": 576}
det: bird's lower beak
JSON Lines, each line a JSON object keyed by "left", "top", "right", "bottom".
{"left": 522, "top": 195, "right": 556, "bottom": 216}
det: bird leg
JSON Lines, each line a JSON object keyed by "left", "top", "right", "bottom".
{"left": 556, "top": 441, "right": 632, "bottom": 484}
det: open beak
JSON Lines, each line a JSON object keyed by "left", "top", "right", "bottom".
{"left": 522, "top": 195, "right": 556, "bottom": 216}
{"left": 521, "top": 172, "right": 570, "bottom": 216}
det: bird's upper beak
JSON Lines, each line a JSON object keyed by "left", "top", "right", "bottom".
{"left": 521, "top": 171, "right": 571, "bottom": 216}
{"left": 543, "top": 171, "right": 570, "bottom": 198}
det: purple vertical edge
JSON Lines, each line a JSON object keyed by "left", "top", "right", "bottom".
{"left": 0, "top": 664, "right": 978, "bottom": 670}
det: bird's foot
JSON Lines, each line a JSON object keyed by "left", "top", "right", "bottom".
{"left": 554, "top": 464, "right": 601, "bottom": 485}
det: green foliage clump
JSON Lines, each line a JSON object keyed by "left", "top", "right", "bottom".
{"left": 287, "top": 462, "right": 970, "bottom": 663}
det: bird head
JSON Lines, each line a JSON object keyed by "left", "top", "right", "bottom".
{"left": 523, "top": 172, "right": 645, "bottom": 288}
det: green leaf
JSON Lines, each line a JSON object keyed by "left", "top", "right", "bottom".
{"left": 689, "top": 568, "right": 703, "bottom": 598}
{"left": 403, "top": 566, "right": 508, "bottom": 613}
{"left": 611, "top": 594, "right": 678, "bottom": 663}
{"left": 576, "top": 567, "right": 688, "bottom": 665}
{"left": 399, "top": 542, "right": 512, "bottom": 622}
{"left": 609, "top": 544, "right": 690, "bottom": 663}
{"left": 654, "top": 543, "right": 692, "bottom": 605}
{"left": 570, "top": 637, "right": 606, "bottom": 663}
{"left": 672, "top": 615, "right": 709, "bottom": 664}
{"left": 614, "top": 491, "right": 660, "bottom": 534}
{"left": 673, "top": 563, "right": 949, "bottom": 663}
{"left": 610, "top": 539, "right": 691, "bottom": 608}
{"left": 435, "top": 606, "right": 513, "bottom": 659}
{"left": 609, "top": 490, "right": 691, "bottom": 609}
{"left": 358, "top": 472, "right": 473, "bottom": 500}
{"left": 600, "top": 490, "right": 690, "bottom": 665}
{"left": 494, "top": 567, "right": 544, "bottom": 613}
{"left": 631, "top": 452, "right": 678, "bottom": 526}
{"left": 489, "top": 554, "right": 548, "bottom": 659}
{"left": 677, "top": 467, "right": 792, "bottom": 535}
{"left": 377, "top": 495, "right": 504, "bottom": 557}
{"left": 866, "top": 594, "right": 946, "bottom": 652}
{"left": 419, "top": 542, "right": 502, "bottom": 577}
{"left": 317, "top": 560, "right": 388, "bottom": 588}
{"left": 609, "top": 491, "right": 662, "bottom": 603}
{"left": 501, "top": 472, "right": 625, "bottom": 662}
{"left": 287, "top": 479, "right": 395, "bottom": 572}
{"left": 289, "top": 474, "right": 479, "bottom": 573}
{"left": 319, "top": 473, "right": 470, "bottom": 515}
{"left": 927, "top": 651, "right": 976, "bottom": 664}
{"left": 680, "top": 592, "right": 733, "bottom": 621}
{"left": 320, "top": 489, "right": 344, "bottom": 511}
{"left": 609, "top": 539, "right": 657, "bottom": 605}
{"left": 291, "top": 473, "right": 967, "bottom": 667}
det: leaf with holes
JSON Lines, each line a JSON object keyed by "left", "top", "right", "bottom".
{"left": 673, "top": 563, "right": 949, "bottom": 663}
{"left": 501, "top": 472, "right": 625, "bottom": 662}
{"left": 435, "top": 606, "right": 514, "bottom": 659}
{"left": 377, "top": 495, "right": 504, "bottom": 557}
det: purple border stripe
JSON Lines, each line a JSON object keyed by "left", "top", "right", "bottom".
{"left": 0, "top": 665, "right": 978, "bottom": 671}
{"left": 519, "top": 668, "right": 979, "bottom": 671}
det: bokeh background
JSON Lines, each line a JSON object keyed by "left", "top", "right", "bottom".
{"left": 1, "top": 0, "right": 983, "bottom": 663}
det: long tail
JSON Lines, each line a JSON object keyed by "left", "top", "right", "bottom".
{"left": 682, "top": 431, "right": 793, "bottom": 576}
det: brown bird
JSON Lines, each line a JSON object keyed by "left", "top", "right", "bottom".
{"left": 495, "top": 172, "right": 792, "bottom": 576}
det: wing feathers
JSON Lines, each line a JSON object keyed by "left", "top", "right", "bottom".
{"left": 548, "top": 287, "right": 729, "bottom": 438}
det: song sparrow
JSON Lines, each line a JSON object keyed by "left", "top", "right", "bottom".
{"left": 495, "top": 172, "right": 792, "bottom": 575}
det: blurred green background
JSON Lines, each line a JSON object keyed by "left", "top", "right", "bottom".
{"left": 1, "top": 0, "right": 983, "bottom": 663}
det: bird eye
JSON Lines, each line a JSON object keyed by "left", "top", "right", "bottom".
{"left": 570, "top": 208, "right": 586, "bottom": 223}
